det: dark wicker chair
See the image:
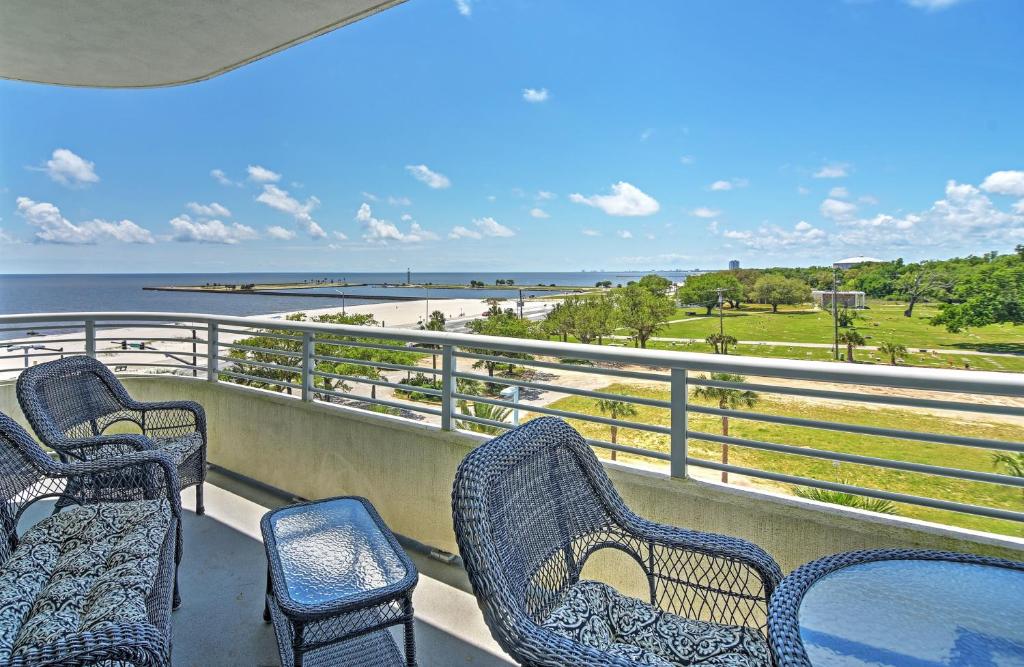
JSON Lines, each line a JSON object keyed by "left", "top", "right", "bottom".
{"left": 16, "top": 355, "right": 208, "bottom": 515}
{"left": 0, "top": 410, "right": 181, "bottom": 665}
{"left": 452, "top": 417, "right": 783, "bottom": 667}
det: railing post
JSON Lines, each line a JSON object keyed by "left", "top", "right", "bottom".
{"left": 670, "top": 368, "right": 688, "bottom": 478}
{"left": 84, "top": 320, "right": 96, "bottom": 358}
{"left": 441, "top": 345, "right": 455, "bottom": 431}
{"left": 207, "top": 322, "right": 219, "bottom": 382}
{"left": 301, "top": 331, "right": 313, "bottom": 402}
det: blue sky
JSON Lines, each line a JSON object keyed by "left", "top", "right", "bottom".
{"left": 1, "top": 0, "right": 1023, "bottom": 273}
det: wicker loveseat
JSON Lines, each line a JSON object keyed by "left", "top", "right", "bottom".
{"left": 16, "top": 356, "right": 207, "bottom": 515}
{"left": 0, "top": 411, "right": 181, "bottom": 666}
{"left": 452, "top": 417, "right": 783, "bottom": 667}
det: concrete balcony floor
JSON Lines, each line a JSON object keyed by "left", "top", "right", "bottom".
{"left": 173, "top": 469, "right": 512, "bottom": 666}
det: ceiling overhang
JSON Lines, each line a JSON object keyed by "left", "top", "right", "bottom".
{"left": 0, "top": 0, "right": 406, "bottom": 88}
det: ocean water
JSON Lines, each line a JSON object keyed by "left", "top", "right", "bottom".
{"left": 0, "top": 271, "right": 691, "bottom": 338}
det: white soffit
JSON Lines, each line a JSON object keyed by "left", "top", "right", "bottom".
{"left": 0, "top": 0, "right": 407, "bottom": 88}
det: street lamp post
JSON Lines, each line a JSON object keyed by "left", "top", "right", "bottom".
{"left": 6, "top": 344, "right": 64, "bottom": 368}
{"left": 832, "top": 265, "right": 840, "bottom": 360}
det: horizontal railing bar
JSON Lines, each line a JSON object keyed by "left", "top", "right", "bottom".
{"left": 312, "top": 389, "right": 443, "bottom": 416}
{"left": 1, "top": 338, "right": 84, "bottom": 346}
{"left": 3, "top": 312, "right": 1022, "bottom": 397}
{"left": 311, "top": 370, "right": 444, "bottom": 397}
{"left": 312, "top": 337, "right": 436, "bottom": 355}
{"left": 688, "top": 430, "right": 1024, "bottom": 487}
{"left": 0, "top": 350, "right": 69, "bottom": 360}
{"left": 585, "top": 436, "right": 672, "bottom": 461}
{"left": 220, "top": 343, "right": 302, "bottom": 358}
{"left": 688, "top": 404, "right": 1024, "bottom": 453}
{"left": 450, "top": 392, "right": 672, "bottom": 435}
{"left": 685, "top": 457, "right": 1024, "bottom": 523}
{"left": 454, "top": 350, "right": 669, "bottom": 382}
{"left": 216, "top": 356, "right": 301, "bottom": 375}
{"left": 217, "top": 370, "right": 302, "bottom": 390}
{"left": 95, "top": 337, "right": 207, "bottom": 344}
{"left": 0, "top": 324, "right": 85, "bottom": 333}
{"left": 452, "top": 413, "right": 513, "bottom": 432}
{"left": 452, "top": 370, "right": 673, "bottom": 407}
{"left": 108, "top": 362, "right": 203, "bottom": 370}
{"left": 95, "top": 323, "right": 205, "bottom": 331}
{"left": 312, "top": 353, "right": 433, "bottom": 375}
{"left": 217, "top": 328, "right": 305, "bottom": 343}
{"left": 689, "top": 377, "right": 1024, "bottom": 418}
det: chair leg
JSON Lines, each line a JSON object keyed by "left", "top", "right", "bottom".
{"left": 195, "top": 483, "right": 205, "bottom": 516}
{"left": 173, "top": 521, "right": 183, "bottom": 609}
{"left": 173, "top": 567, "right": 182, "bottom": 610}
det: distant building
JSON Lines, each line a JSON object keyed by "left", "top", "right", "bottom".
{"left": 833, "top": 256, "right": 882, "bottom": 270}
{"left": 728, "top": 259, "right": 740, "bottom": 270}
{"left": 812, "top": 290, "right": 867, "bottom": 309}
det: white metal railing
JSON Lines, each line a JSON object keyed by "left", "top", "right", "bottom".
{"left": 2, "top": 311, "right": 1023, "bottom": 527}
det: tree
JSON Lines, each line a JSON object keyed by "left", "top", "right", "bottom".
{"left": 420, "top": 310, "right": 446, "bottom": 369}
{"left": 751, "top": 274, "right": 811, "bottom": 313}
{"left": 455, "top": 399, "right": 511, "bottom": 435}
{"left": 837, "top": 330, "right": 865, "bottom": 362}
{"left": 895, "top": 263, "right": 951, "bottom": 317}
{"left": 793, "top": 485, "right": 898, "bottom": 514}
{"left": 931, "top": 254, "right": 1024, "bottom": 331}
{"left": 596, "top": 399, "right": 639, "bottom": 462}
{"left": 705, "top": 333, "right": 738, "bottom": 355}
{"left": 692, "top": 373, "right": 759, "bottom": 483}
{"left": 466, "top": 311, "right": 535, "bottom": 378}
{"left": 675, "top": 273, "right": 743, "bottom": 316}
{"left": 637, "top": 273, "right": 673, "bottom": 295}
{"left": 614, "top": 284, "right": 675, "bottom": 348}
{"left": 563, "top": 294, "right": 617, "bottom": 344}
{"left": 541, "top": 302, "right": 574, "bottom": 342}
{"left": 876, "top": 341, "right": 907, "bottom": 366}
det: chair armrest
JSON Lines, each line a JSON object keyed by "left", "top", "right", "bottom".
{"left": 128, "top": 400, "right": 207, "bottom": 440}
{"left": 618, "top": 512, "right": 782, "bottom": 629}
{"left": 48, "top": 450, "right": 183, "bottom": 519}
{"left": 61, "top": 433, "right": 151, "bottom": 460}
{"left": 7, "top": 622, "right": 169, "bottom": 667}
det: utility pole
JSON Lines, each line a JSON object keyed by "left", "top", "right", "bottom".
{"left": 832, "top": 265, "right": 840, "bottom": 360}
{"left": 714, "top": 287, "right": 727, "bottom": 337}
{"left": 406, "top": 268, "right": 411, "bottom": 285}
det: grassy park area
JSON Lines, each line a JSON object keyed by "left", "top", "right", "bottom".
{"left": 535, "top": 383, "right": 1024, "bottom": 537}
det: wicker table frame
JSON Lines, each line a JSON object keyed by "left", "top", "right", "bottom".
{"left": 768, "top": 548, "right": 1024, "bottom": 667}
{"left": 260, "top": 496, "right": 418, "bottom": 667}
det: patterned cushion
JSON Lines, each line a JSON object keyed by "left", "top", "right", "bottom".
{"left": 151, "top": 431, "right": 203, "bottom": 465}
{"left": 542, "top": 581, "right": 770, "bottom": 667}
{"left": 0, "top": 500, "right": 172, "bottom": 660}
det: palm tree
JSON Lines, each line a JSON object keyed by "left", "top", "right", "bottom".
{"left": 837, "top": 330, "right": 866, "bottom": 362}
{"left": 793, "top": 485, "right": 898, "bottom": 514}
{"left": 596, "top": 399, "right": 639, "bottom": 461}
{"left": 692, "top": 373, "right": 759, "bottom": 483}
{"left": 455, "top": 399, "right": 512, "bottom": 435}
{"left": 992, "top": 452, "right": 1024, "bottom": 499}
{"left": 876, "top": 340, "right": 907, "bottom": 366}
{"left": 705, "top": 333, "right": 738, "bottom": 355}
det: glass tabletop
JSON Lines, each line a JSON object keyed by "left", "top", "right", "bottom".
{"left": 267, "top": 498, "right": 410, "bottom": 608}
{"left": 798, "top": 559, "right": 1024, "bottom": 666}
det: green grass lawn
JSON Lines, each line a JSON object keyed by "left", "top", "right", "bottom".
{"left": 659, "top": 301, "right": 1024, "bottom": 352}
{"left": 532, "top": 383, "right": 1024, "bottom": 537}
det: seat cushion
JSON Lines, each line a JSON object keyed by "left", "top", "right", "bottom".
{"left": 541, "top": 580, "right": 770, "bottom": 667}
{"left": 152, "top": 431, "right": 203, "bottom": 465}
{"left": 0, "top": 500, "right": 172, "bottom": 660}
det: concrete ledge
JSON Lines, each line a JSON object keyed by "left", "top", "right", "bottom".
{"left": 1, "top": 376, "right": 1021, "bottom": 573}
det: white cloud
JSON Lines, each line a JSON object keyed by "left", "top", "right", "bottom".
{"left": 980, "top": 170, "right": 1024, "bottom": 197}
{"left": 530, "top": 208, "right": 550, "bottom": 219}
{"left": 522, "top": 88, "right": 549, "bottom": 103}
{"left": 42, "top": 149, "right": 99, "bottom": 187}
{"left": 582, "top": 229, "right": 602, "bottom": 237}
{"left": 266, "top": 225, "right": 296, "bottom": 240}
{"left": 186, "top": 201, "right": 232, "bottom": 218}
{"left": 690, "top": 207, "right": 720, "bottom": 219}
{"left": 210, "top": 169, "right": 238, "bottom": 187}
{"left": 361, "top": 192, "right": 379, "bottom": 202}
{"left": 448, "top": 216, "right": 515, "bottom": 240}
{"left": 16, "top": 196, "right": 153, "bottom": 244}
{"left": 828, "top": 186, "right": 849, "bottom": 198}
{"left": 357, "top": 203, "right": 438, "bottom": 243}
{"left": 906, "top": 0, "right": 963, "bottom": 10}
{"left": 858, "top": 194, "right": 879, "bottom": 205}
{"left": 679, "top": 155, "right": 696, "bottom": 165}
{"left": 569, "top": 182, "right": 660, "bottom": 217}
{"left": 644, "top": 233, "right": 655, "bottom": 240}
{"left": 820, "top": 197, "right": 858, "bottom": 220}
{"left": 247, "top": 165, "right": 281, "bottom": 182}
{"left": 617, "top": 230, "right": 633, "bottom": 239}
{"left": 333, "top": 230, "right": 349, "bottom": 241}
{"left": 454, "top": 0, "right": 471, "bottom": 16}
{"left": 1015, "top": 200, "right": 1024, "bottom": 215}
{"left": 449, "top": 225, "right": 482, "bottom": 240}
{"left": 170, "top": 215, "right": 258, "bottom": 244}
{"left": 709, "top": 178, "right": 749, "bottom": 191}
{"left": 640, "top": 128, "right": 654, "bottom": 142}
{"left": 797, "top": 186, "right": 810, "bottom": 196}
{"left": 388, "top": 195, "right": 412, "bottom": 206}
{"left": 401, "top": 213, "right": 413, "bottom": 221}
{"left": 722, "top": 221, "right": 827, "bottom": 252}
{"left": 813, "top": 163, "right": 848, "bottom": 179}
{"left": 256, "top": 184, "right": 325, "bottom": 238}
{"left": 537, "top": 190, "right": 556, "bottom": 200}
{"left": 0, "top": 228, "right": 14, "bottom": 244}
{"left": 405, "top": 164, "right": 451, "bottom": 189}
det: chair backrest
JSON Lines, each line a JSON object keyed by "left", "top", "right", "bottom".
{"left": 453, "top": 417, "right": 633, "bottom": 629}
{"left": 0, "top": 412, "right": 51, "bottom": 566}
{"left": 16, "top": 355, "right": 130, "bottom": 445}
